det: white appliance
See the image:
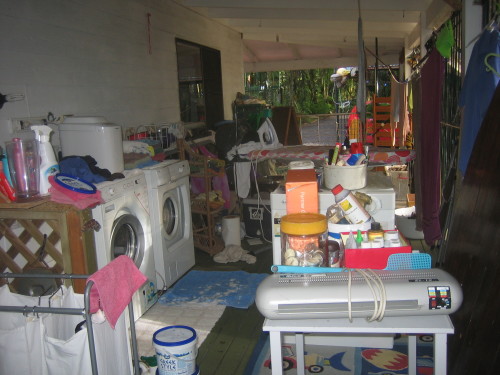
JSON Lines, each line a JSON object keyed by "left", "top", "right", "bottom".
{"left": 256, "top": 268, "right": 463, "bottom": 320}
{"left": 142, "top": 160, "right": 195, "bottom": 290}
{"left": 59, "top": 116, "right": 124, "bottom": 173}
{"left": 91, "top": 169, "right": 157, "bottom": 321}
{"left": 270, "top": 171, "right": 396, "bottom": 264}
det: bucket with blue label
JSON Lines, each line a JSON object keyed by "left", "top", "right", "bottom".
{"left": 153, "top": 325, "right": 198, "bottom": 375}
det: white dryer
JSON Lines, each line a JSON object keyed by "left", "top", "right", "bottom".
{"left": 91, "top": 169, "right": 158, "bottom": 321}
{"left": 143, "top": 160, "right": 195, "bottom": 290}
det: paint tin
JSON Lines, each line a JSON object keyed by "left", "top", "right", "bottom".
{"left": 153, "top": 325, "right": 198, "bottom": 375}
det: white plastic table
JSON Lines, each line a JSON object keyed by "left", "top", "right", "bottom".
{"left": 263, "top": 315, "right": 454, "bottom": 375}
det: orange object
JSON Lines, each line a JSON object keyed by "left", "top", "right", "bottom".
{"left": 285, "top": 169, "right": 318, "bottom": 214}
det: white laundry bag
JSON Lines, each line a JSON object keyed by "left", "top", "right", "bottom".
{"left": 0, "top": 285, "right": 133, "bottom": 375}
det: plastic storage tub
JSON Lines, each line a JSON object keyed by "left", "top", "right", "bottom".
{"left": 59, "top": 116, "right": 124, "bottom": 173}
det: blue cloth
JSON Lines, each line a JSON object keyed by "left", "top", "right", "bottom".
{"left": 158, "top": 270, "right": 268, "bottom": 309}
{"left": 59, "top": 157, "right": 107, "bottom": 183}
{"left": 459, "top": 27, "right": 500, "bottom": 175}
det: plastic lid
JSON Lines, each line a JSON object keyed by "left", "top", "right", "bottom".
{"left": 53, "top": 173, "right": 97, "bottom": 194}
{"left": 370, "top": 221, "right": 382, "bottom": 231}
{"left": 331, "top": 184, "right": 344, "bottom": 195}
{"left": 62, "top": 116, "right": 107, "bottom": 124}
{"left": 281, "top": 213, "right": 327, "bottom": 235}
{"left": 153, "top": 325, "right": 196, "bottom": 346}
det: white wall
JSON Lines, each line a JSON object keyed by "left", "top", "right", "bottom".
{"left": 0, "top": 0, "right": 245, "bottom": 145}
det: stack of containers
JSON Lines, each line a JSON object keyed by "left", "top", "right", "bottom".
{"left": 281, "top": 163, "right": 328, "bottom": 267}
{"left": 329, "top": 183, "right": 411, "bottom": 269}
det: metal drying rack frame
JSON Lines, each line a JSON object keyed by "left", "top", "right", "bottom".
{"left": 0, "top": 273, "right": 140, "bottom": 375}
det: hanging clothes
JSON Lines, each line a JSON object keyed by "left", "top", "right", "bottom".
{"left": 412, "top": 78, "right": 424, "bottom": 234}
{"left": 458, "top": 25, "right": 500, "bottom": 175}
{"left": 390, "top": 77, "right": 411, "bottom": 148}
{"left": 418, "top": 48, "right": 445, "bottom": 245}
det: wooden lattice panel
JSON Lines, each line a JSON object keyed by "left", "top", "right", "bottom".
{"left": 0, "top": 201, "right": 96, "bottom": 293}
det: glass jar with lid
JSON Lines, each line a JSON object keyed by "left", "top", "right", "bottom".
{"left": 281, "top": 213, "right": 328, "bottom": 267}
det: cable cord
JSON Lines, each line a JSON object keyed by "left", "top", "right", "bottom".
{"left": 250, "top": 156, "right": 272, "bottom": 244}
{"left": 346, "top": 268, "right": 388, "bottom": 323}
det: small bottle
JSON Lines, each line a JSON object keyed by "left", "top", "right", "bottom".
{"left": 346, "top": 231, "right": 357, "bottom": 249}
{"left": 371, "top": 238, "right": 384, "bottom": 248}
{"left": 343, "top": 135, "right": 350, "bottom": 149}
{"left": 331, "top": 184, "right": 372, "bottom": 224}
{"left": 355, "top": 230, "right": 364, "bottom": 247}
{"left": 360, "top": 240, "right": 372, "bottom": 248}
{"left": 367, "top": 222, "right": 384, "bottom": 241}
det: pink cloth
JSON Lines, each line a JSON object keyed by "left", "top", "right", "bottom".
{"left": 48, "top": 175, "right": 104, "bottom": 209}
{"left": 87, "top": 255, "right": 147, "bottom": 329}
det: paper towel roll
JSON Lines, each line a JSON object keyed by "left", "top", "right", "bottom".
{"left": 222, "top": 215, "right": 241, "bottom": 246}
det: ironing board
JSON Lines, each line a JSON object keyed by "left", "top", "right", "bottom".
{"left": 244, "top": 145, "right": 415, "bottom": 165}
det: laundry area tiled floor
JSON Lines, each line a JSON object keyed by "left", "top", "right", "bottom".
{"left": 135, "top": 302, "right": 226, "bottom": 357}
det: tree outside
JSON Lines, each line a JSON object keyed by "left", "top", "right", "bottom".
{"left": 244, "top": 67, "right": 397, "bottom": 116}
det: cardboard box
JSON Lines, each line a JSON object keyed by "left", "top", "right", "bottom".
{"left": 285, "top": 169, "right": 318, "bottom": 214}
{"left": 341, "top": 231, "right": 412, "bottom": 269}
{"left": 407, "top": 193, "right": 415, "bottom": 207}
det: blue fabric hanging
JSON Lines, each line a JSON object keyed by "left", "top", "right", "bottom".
{"left": 458, "top": 26, "right": 500, "bottom": 175}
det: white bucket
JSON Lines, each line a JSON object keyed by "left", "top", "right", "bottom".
{"left": 153, "top": 325, "right": 198, "bottom": 375}
{"left": 155, "top": 366, "right": 200, "bottom": 375}
{"left": 323, "top": 164, "right": 367, "bottom": 190}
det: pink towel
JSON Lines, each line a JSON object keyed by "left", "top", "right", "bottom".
{"left": 87, "top": 255, "right": 147, "bottom": 328}
{"left": 48, "top": 175, "right": 104, "bottom": 209}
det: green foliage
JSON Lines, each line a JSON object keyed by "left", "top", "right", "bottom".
{"left": 244, "top": 67, "right": 397, "bottom": 115}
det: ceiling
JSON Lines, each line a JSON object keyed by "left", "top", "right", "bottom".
{"left": 174, "top": 0, "right": 457, "bottom": 72}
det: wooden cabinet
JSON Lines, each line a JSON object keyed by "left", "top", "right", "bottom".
{"left": 177, "top": 139, "right": 225, "bottom": 255}
{"left": 0, "top": 200, "right": 97, "bottom": 293}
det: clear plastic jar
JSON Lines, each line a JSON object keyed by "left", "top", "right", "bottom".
{"left": 281, "top": 213, "right": 328, "bottom": 267}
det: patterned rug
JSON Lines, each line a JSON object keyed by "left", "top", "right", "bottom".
{"left": 244, "top": 333, "right": 434, "bottom": 375}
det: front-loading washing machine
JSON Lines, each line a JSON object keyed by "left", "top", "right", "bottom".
{"left": 91, "top": 169, "right": 158, "bottom": 321}
{"left": 143, "top": 160, "right": 195, "bottom": 290}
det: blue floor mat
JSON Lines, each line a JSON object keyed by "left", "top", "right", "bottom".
{"left": 158, "top": 270, "right": 268, "bottom": 309}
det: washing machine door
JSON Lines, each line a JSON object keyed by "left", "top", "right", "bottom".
{"left": 110, "top": 214, "right": 145, "bottom": 268}
{"left": 162, "top": 193, "right": 182, "bottom": 242}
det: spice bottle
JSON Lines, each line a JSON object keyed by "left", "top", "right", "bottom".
{"left": 367, "top": 222, "right": 384, "bottom": 241}
{"left": 331, "top": 184, "right": 372, "bottom": 224}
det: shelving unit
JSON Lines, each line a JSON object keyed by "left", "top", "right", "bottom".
{"left": 372, "top": 95, "right": 393, "bottom": 147}
{"left": 177, "top": 139, "right": 225, "bottom": 255}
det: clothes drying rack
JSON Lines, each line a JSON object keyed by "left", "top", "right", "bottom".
{"left": 0, "top": 272, "right": 141, "bottom": 375}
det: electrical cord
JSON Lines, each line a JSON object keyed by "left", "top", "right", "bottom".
{"left": 346, "top": 268, "right": 387, "bottom": 323}
{"left": 249, "top": 156, "right": 273, "bottom": 244}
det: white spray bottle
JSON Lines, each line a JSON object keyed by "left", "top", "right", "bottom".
{"left": 31, "top": 125, "right": 59, "bottom": 195}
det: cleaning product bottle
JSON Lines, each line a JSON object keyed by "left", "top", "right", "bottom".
{"left": 31, "top": 125, "right": 59, "bottom": 195}
{"left": 331, "top": 184, "right": 372, "bottom": 224}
